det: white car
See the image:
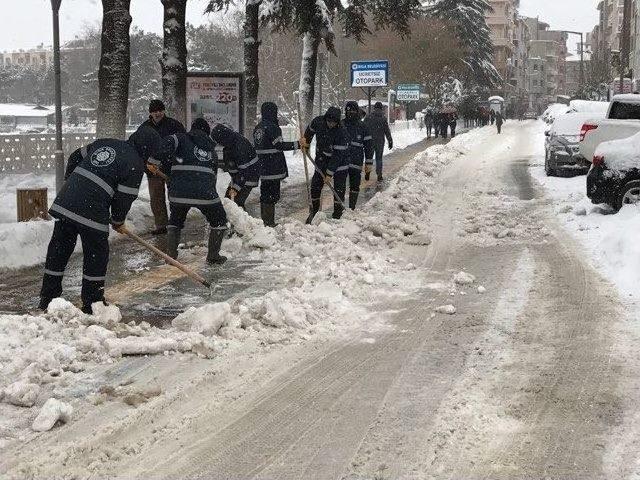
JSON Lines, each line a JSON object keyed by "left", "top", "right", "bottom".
{"left": 579, "top": 94, "right": 640, "bottom": 163}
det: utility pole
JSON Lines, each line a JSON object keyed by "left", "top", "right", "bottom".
{"left": 621, "top": 0, "right": 633, "bottom": 95}
{"left": 51, "top": 0, "right": 64, "bottom": 192}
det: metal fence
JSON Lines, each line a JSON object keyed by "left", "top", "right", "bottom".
{"left": 0, "top": 133, "right": 95, "bottom": 174}
{"left": 0, "top": 120, "right": 419, "bottom": 174}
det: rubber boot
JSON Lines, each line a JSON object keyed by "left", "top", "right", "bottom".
{"left": 261, "top": 203, "right": 277, "bottom": 228}
{"left": 332, "top": 204, "right": 344, "bottom": 220}
{"left": 349, "top": 191, "right": 359, "bottom": 210}
{"left": 166, "top": 227, "right": 181, "bottom": 259}
{"left": 377, "top": 174, "right": 384, "bottom": 182}
{"left": 38, "top": 296, "right": 53, "bottom": 312}
{"left": 305, "top": 199, "right": 321, "bottom": 225}
{"left": 206, "top": 229, "right": 227, "bottom": 265}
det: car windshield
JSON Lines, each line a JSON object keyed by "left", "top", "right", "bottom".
{"left": 609, "top": 102, "right": 640, "bottom": 120}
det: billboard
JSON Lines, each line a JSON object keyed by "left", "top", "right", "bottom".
{"left": 186, "top": 72, "right": 245, "bottom": 134}
{"left": 396, "top": 84, "right": 421, "bottom": 101}
{"left": 351, "top": 60, "right": 389, "bottom": 88}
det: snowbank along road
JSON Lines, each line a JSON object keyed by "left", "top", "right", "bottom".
{"left": 1, "top": 121, "right": 638, "bottom": 479}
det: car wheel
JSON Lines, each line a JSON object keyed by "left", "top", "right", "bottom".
{"left": 615, "top": 180, "right": 640, "bottom": 210}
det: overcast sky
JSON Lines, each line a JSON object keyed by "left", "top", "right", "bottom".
{"left": 2, "top": 0, "right": 600, "bottom": 53}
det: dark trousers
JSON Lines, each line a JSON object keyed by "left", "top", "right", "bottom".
{"left": 260, "top": 179, "right": 281, "bottom": 204}
{"left": 168, "top": 202, "right": 227, "bottom": 230}
{"left": 373, "top": 143, "right": 385, "bottom": 175}
{"left": 41, "top": 219, "right": 109, "bottom": 309}
{"left": 497, "top": 123, "right": 503, "bottom": 134}
{"left": 440, "top": 123, "right": 448, "bottom": 139}
{"left": 310, "top": 168, "right": 347, "bottom": 213}
{"left": 147, "top": 173, "right": 168, "bottom": 228}
{"left": 348, "top": 166, "right": 362, "bottom": 194}
{"left": 450, "top": 122, "right": 457, "bottom": 137}
{"left": 426, "top": 125, "right": 432, "bottom": 138}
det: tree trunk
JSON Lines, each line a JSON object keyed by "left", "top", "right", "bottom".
{"left": 161, "top": 0, "right": 188, "bottom": 126}
{"left": 96, "top": 0, "right": 132, "bottom": 139}
{"left": 244, "top": 0, "right": 261, "bottom": 134}
{"left": 299, "top": 32, "right": 321, "bottom": 125}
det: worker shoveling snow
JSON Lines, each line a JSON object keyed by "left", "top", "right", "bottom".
{"left": 0, "top": 128, "right": 485, "bottom": 451}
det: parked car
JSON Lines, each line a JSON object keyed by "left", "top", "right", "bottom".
{"left": 523, "top": 110, "right": 538, "bottom": 120}
{"left": 545, "top": 111, "right": 606, "bottom": 176}
{"left": 587, "top": 131, "right": 640, "bottom": 210}
{"left": 568, "top": 100, "right": 609, "bottom": 115}
{"left": 542, "top": 103, "right": 571, "bottom": 124}
{"left": 579, "top": 94, "right": 640, "bottom": 163}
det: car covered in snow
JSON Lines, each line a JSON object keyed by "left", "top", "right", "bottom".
{"left": 523, "top": 110, "right": 538, "bottom": 120}
{"left": 545, "top": 111, "right": 606, "bottom": 176}
{"left": 542, "top": 103, "right": 571, "bottom": 124}
{"left": 587, "top": 131, "right": 640, "bottom": 210}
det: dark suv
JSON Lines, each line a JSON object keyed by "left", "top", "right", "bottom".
{"left": 587, "top": 139, "right": 640, "bottom": 210}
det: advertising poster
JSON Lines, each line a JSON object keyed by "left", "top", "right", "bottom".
{"left": 186, "top": 73, "right": 244, "bottom": 134}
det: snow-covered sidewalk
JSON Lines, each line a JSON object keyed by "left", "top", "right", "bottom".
{"left": 0, "top": 125, "right": 427, "bottom": 271}
{"left": 0, "top": 127, "right": 481, "bottom": 450}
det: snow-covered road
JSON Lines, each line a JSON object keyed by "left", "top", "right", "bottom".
{"left": 3, "top": 121, "right": 640, "bottom": 479}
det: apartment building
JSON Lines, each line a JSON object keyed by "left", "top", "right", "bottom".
{"left": 486, "top": 0, "right": 518, "bottom": 96}
{"left": 0, "top": 46, "right": 54, "bottom": 70}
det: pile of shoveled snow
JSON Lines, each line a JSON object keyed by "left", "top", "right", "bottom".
{"left": 0, "top": 127, "right": 487, "bottom": 439}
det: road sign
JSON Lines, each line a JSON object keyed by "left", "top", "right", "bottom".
{"left": 351, "top": 60, "right": 389, "bottom": 88}
{"left": 396, "top": 84, "right": 421, "bottom": 101}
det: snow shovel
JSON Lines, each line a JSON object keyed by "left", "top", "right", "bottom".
{"left": 304, "top": 151, "right": 348, "bottom": 210}
{"left": 118, "top": 226, "right": 212, "bottom": 289}
{"left": 146, "top": 163, "right": 169, "bottom": 182}
{"left": 294, "top": 91, "right": 313, "bottom": 212}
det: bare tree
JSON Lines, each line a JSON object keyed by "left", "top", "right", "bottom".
{"left": 96, "top": 0, "right": 132, "bottom": 138}
{"left": 207, "top": 0, "right": 262, "bottom": 132}
{"left": 161, "top": 0, "right": 188, "bottom": 125}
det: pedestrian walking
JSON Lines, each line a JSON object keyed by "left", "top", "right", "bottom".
{"left": 210, "top": 124, "right": 260, "bottom": 209}
{"left": 254, "top": 102, "right": 301, "bottom": 227}
{"left": 303, "top": 106, "right": 349, "bottom": 222}
{"left": 39, "top": 126, "right": 165, "bottom": 314}
{"left": 490, "top": 110, "right": 496, "bottom": 125}
{"left": 424, "top": 110, "right": 434, "bottom": 139}
{"left": 495, "top": 111, "right": 504, "bottom": 134}
{"left": 163, "top": 119, "right": 228, "bottom": 265}
{"left": 449, "top": 112, "right": 458, "bottom": 138}
{"left": 364, "top": 102, "right": 393, "bottom": 182}
{"left": 343, "top": 101, "right": 374, "bottom": 210}
{"left": 140, "top": 99, "right": 186, "bottom": 235}
{"left": 439, "top": 112, "right": 449, "bottom": 139}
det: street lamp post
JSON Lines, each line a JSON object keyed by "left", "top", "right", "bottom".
{"left": 51, "top": 0, "right": 64, "bottom": 192}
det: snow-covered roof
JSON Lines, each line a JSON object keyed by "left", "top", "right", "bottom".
{"left": 612, "top": 94, "right": 640, "bottom": 103}
{"left": 569, "top": 100, "right": 609, "bottom": 114}
{"left": 488, "top": 96, "right": 504, "bottom": 103}
{"left": 595, "top": 131, "right": 640, "bottom": 171}
{"left": 0, "top": 104, "right": 55, "bottom": 118}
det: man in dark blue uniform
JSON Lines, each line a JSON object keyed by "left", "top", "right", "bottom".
{"left": 39, "top": 126, "right": 165, "bottom": 314}
{"left": 303, "top": 106, "right": 349, "bottom": 223}
{"left": 163, "top": 118, "right": 228, "bottom": 265}
{"left": 140, "top": 99, "right": 186, "bottom": 235}
{"left": 254, "top": 102, "right": 301, "bottom": 227}
{"left": 343, "top": 101, "right": 374, "bottom": 210}
{"left": 210, "top": 124, "right": 260, "bottom": 209}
